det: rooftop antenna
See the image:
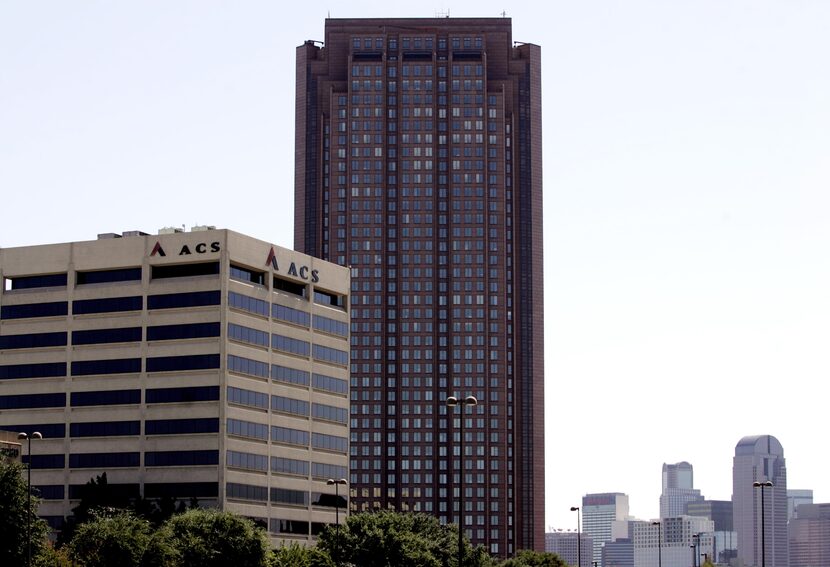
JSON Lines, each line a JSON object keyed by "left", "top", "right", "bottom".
{"left": 501, "top": 10, "right": 508, "bottom": 17}
{"left": 435, "top": 9, "right": 450, "bottom": 18}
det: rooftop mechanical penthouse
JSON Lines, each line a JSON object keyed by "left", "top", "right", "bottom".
{"left": 0, "top": 228, "right": 350, "bottom": 545}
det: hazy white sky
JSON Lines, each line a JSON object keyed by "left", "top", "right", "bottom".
{"left": 2, "top": 1, "right": 829, "bottom": 532}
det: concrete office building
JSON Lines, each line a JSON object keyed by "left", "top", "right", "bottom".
{"left": 0, "top": 228, "right": 350, "bottom": 545}
{"left": 544, "top": 531, "right": 593, "bottom": 567}
{"left": 732, "top": 435, "right": 788, "bottom": 567}
{"left": 295, "top": 17, "right": 544, "bottom": 555}
{"left": 789, "top": 503, "right": 830, "bottom": 567}
{"left": 660, "top": 461, "right": 703, "bottom": 519}
{"left": 582, "top": 493, "right": 629, "bottom": 565}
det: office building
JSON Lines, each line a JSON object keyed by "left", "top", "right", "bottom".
{"left": 602, "top": 537, "right": 634, "bottom": 567}
{"left": 788, "top": 489, "right": 814, "bottom": 521}
{"left": 544, "top": 531, "right": 593, "bottom": 567}
{"left": 295, "top": 17, "right": 544, "bottom": 555}
{"left": 633, "top": 516, "right": 714, "bottom": 567}
{"left": 684, "top": 499, "right": 735, "bottom": 564}
{"left": 582, "top": 493, "right": 629, "bottom": 565}
{"left": 732, "top": 435, "right": 788, "bottom": 567}
{"left": 0, "top": 228, "right": 350, "bottom": 545}
{"left": 660, "top": 461, "right": 703, "bottom": 519}
{"left": 789, "top": 503, "right": 830, "bottom": 567}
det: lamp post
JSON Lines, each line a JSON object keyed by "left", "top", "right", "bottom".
{"left": 446, "top": 395, "right": 478, "bottom": 567}
{"left": 652, "top": 521, "right": 662, "bottom": 567}
{"left": 753, "top": 480, "right": 773, "bottom": 567}
{"left": 17, "top": 431, "right": 42, "bottom": 567}
{"left": 691, "top": 533, "right": 700, "bottom": 567}
{"left": 326, "top": 478, "right": 348, "bottom": 566}
{"left": 570, "top": 506, "right": 581, "bottom": 567}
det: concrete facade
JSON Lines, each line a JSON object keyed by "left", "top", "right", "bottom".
{"left": 0, "top": 228, "right": 350, "bottom": 545}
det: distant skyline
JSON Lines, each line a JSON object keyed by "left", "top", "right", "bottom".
{"left": 2, "top": 1, "right": 829, "bottom": 532}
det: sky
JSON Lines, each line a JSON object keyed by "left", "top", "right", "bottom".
{"left": 1, "top": 1, "right": 829, "bottom": 532}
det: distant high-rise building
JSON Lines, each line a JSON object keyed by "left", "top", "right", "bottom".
{"left": 685, "top": 499, "right": 733, "bottom": 531}
{"left": 732, "top": 435, "right": 788, "bottom": 567}
{"left": 582, "top": 493, "right": 629, "bottom": 565}
{"left": 544, "top": 531, "right": 593, "bottom": 566}
{"left": 660, "top": 461, "right": 703, "bottom": 519}
{"left": 295, "top": 17, "right": 545, "bottom": 555}
{"left": 788, "top": 489, "right": 813, "bottom": 521}
{"left": 789, "top": 503, "right": 830, "bottom": 567}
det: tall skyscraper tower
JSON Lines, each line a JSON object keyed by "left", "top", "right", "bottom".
{"left": 582, "top": 492, "right": 629, "bottom": 565}
{"left": 660, "top": 461, "right": 703, "bottom": 519}
{"left": 732, "top": 435, "right": 788, "bottom": 567}
{"left": 294, "top": 18, "right": 544, "bottom": 555}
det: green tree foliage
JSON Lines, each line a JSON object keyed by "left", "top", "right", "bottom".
{"left": 67, "top": 510, "right": 154, "bottom": 567}
{"left": 156, "top": 508, "right": 269, "bottom": 567}
{"left": 0, "top": 461, "right": 50, "bottom": 565}
{"left": 317, "top": 509, "right": 489, "bottom": 567}
{"left": 496, "top": 549, "right": 567, "bottom": 567}
{"left": 270, "top": 542, "right": 334, "bottom": 567}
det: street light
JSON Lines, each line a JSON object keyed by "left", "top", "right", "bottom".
{"left": 446, "top": 395, "right": 478, "bottom": 567}
{"left": 326, "top": 478, "right": 348, "bottom": 566}
{"left": 651, "top": 521, "right": 662, "bottom": 567}
{"left": 570, "top": 506, "right": 581, "bottom": 567}
{"left": 753, "top": 480, "right": 773, "bottom": 567}
{"left": 691, "top": 533, "right": 700, "bottom": 567}
{"left": 18, "top": 431, "right": 42, "bottom": 567}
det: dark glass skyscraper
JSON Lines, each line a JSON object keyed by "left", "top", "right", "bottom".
{"left": 294, "top": 18, "right": 544, "bottom": 555}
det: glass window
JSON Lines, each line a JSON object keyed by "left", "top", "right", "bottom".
{"left": 145, "top": 418, "right": 219, "bottom": 435}
{"left": 70, "top": 421, "right": 140, "bottom": 437}
{"left": 76, "top": 268, "right": 141, "bottom": 285}
{"left": 147, "top": 322, "right": 219, "bottom": 341}
{"left": 71, "top": 358, "right": 141, "bottom": 376}
{"left": 69, "top": 452, "right": 140, "bottom": 468}
{"left": 145, "top": 354, "right": 220, "bottom": 373}
{"left": 272, "top": 304, "right": 311, "bottom": 327}
{"left": 0, "top": 332, "right": 66, "bottom": 350}
{"left": 228, "top": 355, "right": 269, "bottom": 379}
{"left": 0, "top": 423, "right": 65, "bottom": 438}
{"left": 271, "top": 395, "right": 309, "bottom": 417}
{"left": 228, "top": 292, "right": 269, "bottom": 317}
{"left": 227, "top": 386, "right": 268, "bottom": 410}
{"left": 0, "top": 392, "right": 66, "bottom": 410}
{"left": 271, "top": 426, "right": 309, "bottom": 447}
{"left": 145, "top": 386, "right": 219, "bottom": 404}
{"left": 0, "top": 362, "right": 66, "bottom": 380}
{"left": 1, "top": 301, "right": 68, "bottom": 319}
{"left": 313, "top": 315, "right": 349, "bottom": 337}
{"left": 71, "top": 390, "right": 140, "bottom": 407}
{"left": 146, "top": 450, "right": 219, "bottom": 466}
{"left": 151, "top": 262, "right": 219, "bottom": 280}
{"left": 72, "top": 327, "right": 141, "bottom": 345}
{"left": 271, "top": 457, "right": 309, "bottom": 476}
{"left": 6, "top": 273, "right": 67, "bottom": 290}
{"left": 73, "top": 296, "right": 141, "bottom": 315}
{"left": 229, "top": 324, "right": 269, "bottom": 348}
{"left": 230, "top": 264, "right": 266, "bottom": 286}
{"left": 227, "top": 418, "right": 268, "bottom": 441}
{"left": 147, "top": 290, "right": 220, "bottom": 310}
{"left": 271, "top": 365, "right": 310, "bottom": 386}
{"left": 144, "top": 482, "right": 217, "bottom": 498}
{"left": 271, "top": 334, "right": 310, "bottom": 357}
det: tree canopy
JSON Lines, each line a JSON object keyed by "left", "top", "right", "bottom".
{"left": 316, "top": 509, "right": 490, "bottom": 567}
{"left": 0, "top": 461, "right": 50, "bottom": 566}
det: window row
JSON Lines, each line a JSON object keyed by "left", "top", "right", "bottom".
{"left": 0, "top": 386, "right": 219, "bottom": 410}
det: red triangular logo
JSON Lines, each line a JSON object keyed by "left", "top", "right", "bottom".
{"left": 266, "top": 248, "right": 278, "bottom": 270}
{"left": 150, "top": 242, "right": 166, "bottom": 257}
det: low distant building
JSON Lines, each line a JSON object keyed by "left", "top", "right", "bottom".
{"left": 789, "top": 503, "right": 830, "bottom": 567}
{"left": 633, "top": 516, "right": 714, "bottom": 567}
{"left": 788, "top": 489, "right": 814, "bottom": 521}
{"left": 602, "top": 537, "right": 634, "bottom": 567}
{"left": 545, "top": 531, "right": 593, "bottom": 566}
{"left": 0, "top": 431, "right": 23, "bottom": 463}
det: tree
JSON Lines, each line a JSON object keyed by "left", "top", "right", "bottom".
{"left": 496, "top": 550, "right": 567, "bottom": 567}
{"left": 270, "top": 542, "right": 334, "bottom": 567}
{"left": 58, "top": 472, "right": 133, "bottom": 545}
{"left": 156, "top": 508, "right": 269, "bottom": 567}
{"left": 316, "top": 509, "right": 490, "bottom": 567}
{"left": 0, "top": 461, "right": 50, "bottom": 565}
{"left": 67, "top": 510, "right": 154, "bottom": 567}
